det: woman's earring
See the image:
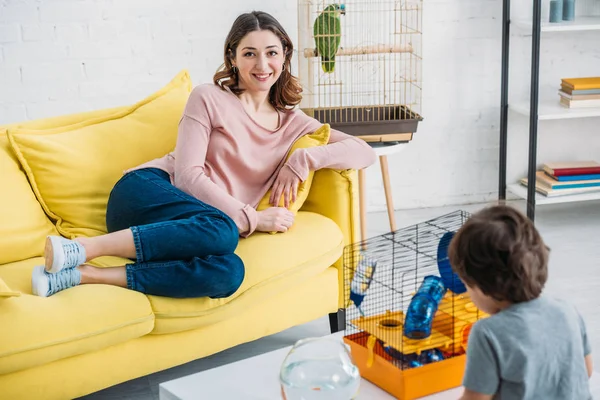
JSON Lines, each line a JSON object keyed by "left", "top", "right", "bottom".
{"left": 232, "top": 66, "right": 238, "bottom": 74}
{"left": 282, "top": 64, "right": 285, "bottom": 72}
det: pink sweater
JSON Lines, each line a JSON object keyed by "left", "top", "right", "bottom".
{"left": 132, "top": 83, "right": 376, "bottom": 237}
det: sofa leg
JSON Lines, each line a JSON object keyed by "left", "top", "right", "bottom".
{"left": 328, "top": 308, "right": 346, "bottom": 334}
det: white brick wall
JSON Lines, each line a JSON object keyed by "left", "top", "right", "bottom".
{"left": 1, "top": 0, "right": 598, "bottom": 212}
{"left": 0, "top": 0, "right": 292, "bottom": 120}
{"left": 366, "top": 0, "right": 503, "bottom": 211}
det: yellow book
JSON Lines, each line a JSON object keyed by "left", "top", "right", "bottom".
{"left": 561, "top": 77, "right": 600, "bottom": 90}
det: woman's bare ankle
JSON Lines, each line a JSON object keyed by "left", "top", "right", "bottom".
{"left": 74, "top": 237, "right": 95, "bottom": 261}
{"left": 77, "top": 264, "right": 97, "bottom": 284}
{"left": 77, "top": 264, "right": 127, "bottom": 287}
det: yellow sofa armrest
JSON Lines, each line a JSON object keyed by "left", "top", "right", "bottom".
{"left": 300, "top": 168, "right": 359, "bottom": 307}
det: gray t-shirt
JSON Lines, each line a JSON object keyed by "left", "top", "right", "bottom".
{"left": 463, "top": 296, "right": 591, "bottom": 399}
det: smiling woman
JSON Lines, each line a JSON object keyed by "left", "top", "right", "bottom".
{"left": 30, "top": 10, "right": 377, "bottom": 301}
{"left": 213, "top": 11, "right": 301, "bottom": 114}
{"left": 229, "top": 30, "right": 286, "bottom": 131}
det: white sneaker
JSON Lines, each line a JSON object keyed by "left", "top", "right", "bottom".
{"left": 45, "top": 236, "right": 87, "bottom": 273}
{"left": 32, "top": 265, "right": 82, "bottom": 297}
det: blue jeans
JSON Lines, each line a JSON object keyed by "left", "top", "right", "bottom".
{"left": 105, "top": 168, "right": 244, "bottom": 298}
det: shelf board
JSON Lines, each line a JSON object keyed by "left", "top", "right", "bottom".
{"left": 507, "top": 183, "right": 600, "bottom": 205}
{"left": 513, "top": 16, "right": 600, "bottom": 32}
{"left": 509, "top": 99, "right": 600, "bottom": 120}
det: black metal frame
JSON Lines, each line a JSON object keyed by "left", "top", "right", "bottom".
{"left": 499, "top": 0, "right": 542, "bottom": 221}
{"left": 498, "top": 0, "right": 510, "bottom": 202}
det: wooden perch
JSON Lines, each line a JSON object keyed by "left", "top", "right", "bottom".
{"left": 303, "top": 43, "right": 413, "bottom": 58}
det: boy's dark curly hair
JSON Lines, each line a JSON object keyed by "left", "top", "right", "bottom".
{"left": 448, "top": 205, "right": 549, "bottom": 303}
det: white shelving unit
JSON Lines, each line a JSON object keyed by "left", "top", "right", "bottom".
{"left": 510, "top": 99, "right": 600, "bottom": 120}
{"left": 507, "top": 183, "right": 600, "bottom": 205}
{"left": 513, "top": 16, "right": 600, "bottom": 32}
{"left": 500, "top": 0, "right": 600, "bottom": 217}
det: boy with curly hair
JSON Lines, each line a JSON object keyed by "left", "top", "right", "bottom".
{"left": 449, "top": 205, "right": 593, "bottom": 400}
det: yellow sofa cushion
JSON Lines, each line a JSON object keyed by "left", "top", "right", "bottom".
{"left": 146, "top": 212, "right": 342, "bottom": 334}
{"left": 257, "top": 123, "right": 331, "bottom": 213}
{"left": 7, "top": 70, "right": 192, "bottom": 238}
{"left": 0, "top": 137, "right": 58, "bottom": 264}
{"left": 81, "top": 212, "right": 343, "bottom": 334}
{"left": 0, "top": 258, "right": 155, "bottom": 375}
{"left": 0, "top": 106, "right": 131, "bottom": 265}
{"left": 0, "top": 276, "right": 19, "bottom": 299}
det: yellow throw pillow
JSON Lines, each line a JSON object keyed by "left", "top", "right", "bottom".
{"left": 257, "top": 123, "right": 331, "bottom": 214}
{"left": 0, "top": 277, "right": 20, "bottom": 299}
{"left": 0, "top": 90, "right": 132, "bottom": 264}
{"left": 7, "top": 70, "right": 192, "bottom": 238}
{"left": 0, "top": 100, "right": 130, "bottom": 264}
{"left": 0, "top": 136, "right": 59, "bottom": 264}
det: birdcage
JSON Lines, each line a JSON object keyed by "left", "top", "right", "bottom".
{"left": 297, "top": 0, "right": 423, "bottom": 143}
{"left": 342, "top": 211, "right": 488, "bottom": 399}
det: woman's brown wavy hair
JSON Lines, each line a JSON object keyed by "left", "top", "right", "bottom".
{"left": 213, "top": 11, "right": 303, "bottom": 112}
{"left": 448, "top": 205, "right": 549, "bottom": 303}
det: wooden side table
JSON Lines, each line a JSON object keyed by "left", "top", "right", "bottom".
{"left": 358, "top": 140, "right": 408, "bottom": 242}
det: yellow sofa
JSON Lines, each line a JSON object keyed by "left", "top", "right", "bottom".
{"left": 0, "top": 71, "right": 359, "bottom": 399}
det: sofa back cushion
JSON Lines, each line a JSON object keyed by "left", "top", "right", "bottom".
{"left": 7, "top": 70, "right": 192, "bottom": 238}
{"left": 0, "top": 136, "right": 60, "bottom": 264}
{"left": 1, "top": 104, "right": 132, "bottom": 264}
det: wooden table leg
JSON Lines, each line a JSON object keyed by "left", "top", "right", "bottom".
{"left": 358, "top": 168, "right": 367, "bottom": 245}
{"left": 379, "top": 155, "right": 397, "bottom": 232}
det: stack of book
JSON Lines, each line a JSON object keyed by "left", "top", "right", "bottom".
{"left": 559, "top": 77, "right": 600, "bottom": 108}
{"left": 520, "top": 161, "right": 600, "bottom": 197}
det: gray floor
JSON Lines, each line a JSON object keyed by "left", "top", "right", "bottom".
{"left": 79, "top": 200, "right": 600, "bottom": 400}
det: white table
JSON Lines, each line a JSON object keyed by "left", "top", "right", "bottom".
{"left": 159, "top": 332, "right": 463, "bottom": 400}
{"left": 358, "top": 141, "right": 408, "bottom": 241}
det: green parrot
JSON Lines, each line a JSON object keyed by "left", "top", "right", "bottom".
{"left": 314, "top": 3, "right": 345, "bottom": 73}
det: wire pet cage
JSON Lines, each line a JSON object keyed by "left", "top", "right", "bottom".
{"left": 298, "top": 0, "right": 423, "bottom": 143}
{"left": 342, "top": 211, "right": 488, "bottom": 399}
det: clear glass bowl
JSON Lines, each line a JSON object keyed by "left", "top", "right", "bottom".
{"left": 279, "top": 337, "right": 361, "bottom": 400}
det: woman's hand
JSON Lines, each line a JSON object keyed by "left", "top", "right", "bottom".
{"left": 256, "top": 207, "right": 295, "bottom": 233}
{"left": 270, "top": 166, "right": 301, "bottom": 208}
